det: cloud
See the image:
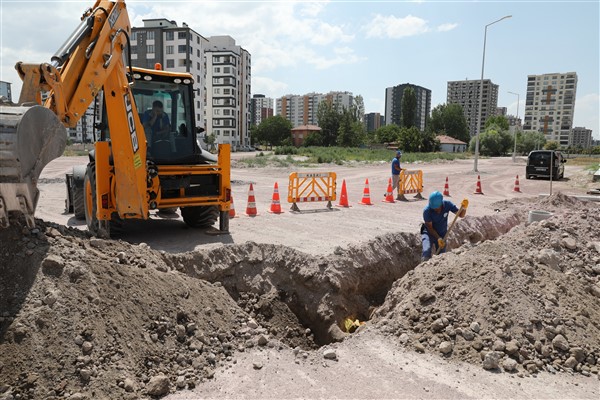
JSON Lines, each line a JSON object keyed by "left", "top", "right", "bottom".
{"left": 574, "top": 93, "right": 599, "bottom": 137}
{"left": 252, "top": 76, "right": 288, "bottom": 98}
{"left": 437, "top": 23, "right": 458, "bottom": 32}
{"left": 364, "top": 14, "right": 430, "bottom": 39}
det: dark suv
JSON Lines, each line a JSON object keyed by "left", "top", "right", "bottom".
{"left": 526, "top": 150, "right": 566, "bottom": 180}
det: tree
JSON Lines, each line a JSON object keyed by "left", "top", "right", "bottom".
{"left": 519, "top": 132, "right": 546, "bottom": 154}
{"left": 420, "top": 129, "right": 440, "bottom": 152}
{"left": 203, "top": 132, "right": 216, "bottom": 151}
{"left": 485, "top": 115, "right": 509, "bottom": 131}
{"left": 374, "top": 124, "right": 401, "bottom": 144}
{"left": 254, "top": 115, "right": 292, "bottom": 147}
{"left": 468, "top": 124, "right": 512, "bottom": 156}
{"left": 316, "top": 101, "right": 342, "bottom": 146}
{"left": 303, "top": 131, "right": 323, "bottom": 147}
{"left": 430, "top": 103, "right": 469, "bottom": 143}
{"left": 544, "top": 140, "right": 559, "bottom": 150}
{"left": 397, "top": 126, "right": 421, "bottom": 152}
{"left": 401, "top": 87, "right": 417, "bottom": 129}
{"left": 352, "top": 95, "right": 365, "bottom": 123}
{"left": 337, "top": 109, "right": 366, "bottom": 147}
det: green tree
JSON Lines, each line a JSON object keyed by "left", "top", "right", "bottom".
{"left": 374, "top": 124, "right": 401, "bottom": 144}
{"left": 303, "top": 131, "right": 323, "bottom": 147}
{"left": 544, "top": 140, "right": 559, "bottom": 150}
{"left": 337, "top": 109, "right": 366, "bottom": 147}
{"left": 401, "top": 87, "right": 417, "bottom": 129}
{"left": 316, "top": 101, "right": 342, "bottom": 146}
{"left": 352, "top": 95, "right": 365, "bottom": 123}
{"left": 430, "top": 103, "right": 469, "bottom": 143}
{"left": 519, "top": 132, "right": 546, "bottom": 153}
{"left": 485, "top": 115, "right": 510, "bottom": 131}
{"left": 203, "top": 132, "right": 216, "bottom": 151}
{"left": 420, "top": 130, "right": 440, "bottom": 152}
{"left": 254, "top": 115, "right": 292, "bottom": 147}
{"left": 468, "top": 125, "right": 512, "bottom": 156}
{"left": 397, "top": 126, "right": 421, "bottom": 152}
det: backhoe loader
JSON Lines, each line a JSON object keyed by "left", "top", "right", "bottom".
{"left": 0, "top": 0, "right": 230, "bottom": 237}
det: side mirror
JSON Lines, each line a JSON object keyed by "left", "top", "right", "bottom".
{"left": 196, "top": 127, "right": 205, "bottom": 133}
{"left": 562, "top": 159, "right": 567, "bottom": 163}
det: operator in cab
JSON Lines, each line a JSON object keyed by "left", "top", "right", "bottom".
{"left": 142, "top": 100, "right": 171, "bottom": 146}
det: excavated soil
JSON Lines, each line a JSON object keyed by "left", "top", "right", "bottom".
{"left": 0, "top": 193, "right": 599, "bottom": 399}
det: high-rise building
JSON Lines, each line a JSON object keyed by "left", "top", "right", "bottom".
{"left": 205, "top": 36, "right": 252, "bottom": 149}
{"left": 384, "top": 83, "right": 431, "bottom": 131}
{"left": 131, "top": 19, "right": 209, "bottom": 131}
{"left": 570, "top": 127, "right": 592, "bottom": 149}
{"left": 0, "top": 81, "right": 12, "bottom": 102}
{"left": 276, "top": 91, "right": 354, "bottom": 128}
{"left": 250, "top": 94, "right": 274, "bottom": 126}
{"left": 447, "top": 79, "right": 499, "bottom": 137}
{"left": 523, "top": 72, "right": 577, "bottom": 146}
{"left": 364, "top": 112, "right": 384, "bottom": 133}
{"left": 496, "top": 107, "right": 507, "bottom": 116}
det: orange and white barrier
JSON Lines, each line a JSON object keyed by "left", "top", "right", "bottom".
{"left": 288, "top": 172, "right": 336, "bottom": 212}
{"left": 397, "top": 170, "right": 424, "bottom": 201}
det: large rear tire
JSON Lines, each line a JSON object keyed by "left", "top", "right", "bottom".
{"left": 181, "top": 205, "right": 218, "bottom": 228}
{"left": 72, "top": 185, "right": 85, "bottom": 220}
{"left": 83, "top": 163, "right": 123, "bottom": 238}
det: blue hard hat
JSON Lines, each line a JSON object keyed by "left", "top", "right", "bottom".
{"left": 428, "top": 191, "right": 443, "bottom": 209}
{"left": 396, "top": 150, "right": 402, "bottom": 157}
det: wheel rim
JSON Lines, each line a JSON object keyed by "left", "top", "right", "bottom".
{"left": 84, "top": 177, "right": 94, "bottom": 225}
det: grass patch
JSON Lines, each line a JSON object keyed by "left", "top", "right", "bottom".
{"left": 564, "top": 157, "right": 600, "bottom": 169}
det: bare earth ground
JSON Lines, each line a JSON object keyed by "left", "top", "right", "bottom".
{"left": 1, "top": 154, "right": 599, "bottom": 399}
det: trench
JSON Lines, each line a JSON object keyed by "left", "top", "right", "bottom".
{"left": 170, "top": 212, "right": 522, "bottom": 348}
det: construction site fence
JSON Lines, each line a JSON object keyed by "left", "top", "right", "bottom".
{"left": 288, "top": 172, "right": 337, "bottom": 211}
{"left": 398, "top": 169, "right": 424, "bottom": 201}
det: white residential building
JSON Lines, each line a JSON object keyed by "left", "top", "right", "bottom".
{"left": 250, "top": 94, "right": 274, "bottom": 126}
{"left": 276, "top": 91, "right": 354, "bottom": 128}
{"left": 523, "top": 72, "right": 577, "bottom": 146}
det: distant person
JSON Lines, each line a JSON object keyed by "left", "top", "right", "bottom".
{"left": 421, "top": 191, "right": 467, "bottom": 261}
{"left": 391, "top": 150, "right": 403, "bottom": 200}
{"left": 142, "top": 100, "right": 170, "bottom": 145}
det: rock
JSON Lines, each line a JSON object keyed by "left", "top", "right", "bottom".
{"left": 520, "top": 265, "right": 534, "bottom": 275}
{"left": 561, "top": 237, "right": 577, "bottom": 250}
{"left": 526, "top": 363, "right": 538, "bottom": 374}
{"left": 89, "top": 238, "right": 108, "bottom": 249}
{"left": 323, "top": 349, "right": 337, "bottom": 360}
{"left": 570, "top": 347, "right": 586, "bottom": 363}
{"left": 176, "top": 376, "right": 186, "bottom": 389}
{"left": 482, "top": 351, "right": 502, "bottom": 370}
{"left": 399, "top": 333, "right": 410, "bottom": 344}
{"left": 253, "top": 362, "right": 263, "bottom": 370}
{"left": 81, "top": 341, "right": 93, "bottom": 355}
{"left": 439, "top": 341, "right": 453, "bottom": 354}
{"left": 502, "top": 358, "right": 518, "bottom": 372}
{"left": 492, "top": 340, "right": 506, "bottom": 352}
{"left": 564, "top": 356, "right": 578, "bottom": 369}
{"left": 248, "top": 319, "right": 259, "bottom": 329}
{"left": 505, "top": 340, "right": 520, "bottom": 356}
{"left": 419, "top": 292, "right": 436, "bottom": 304}
{"left": 537, "top": 249, "right": 561, "bottom": 271}
{"left": 470, "top": 322, "right": 480, "bottom": 333}
{"left": 79, "top": 368, "right": 92, "bottom": 381}
{"left": 588, "top": 284, "right": 600, "bottom": 298}
{"left": 430, "top": 319, "right": 446, "bottom": 333}
{"left": 175, "top": 324, "right": 186, "bottom": 340}
{"left": 257, "top": 335, "right": 268, "bottom": 346}
{"left": 551, "top": 334, "right": 569, "bottom": 351}
{"left": 41, "top": 254, "right": 65, "bottom": 276}
{"left": 414, "top": 342, "right": 425, "bottom": 353}
{"left": 462, "top": 330, "right": 475, "bottom": 341}
{"left": 541, "top": 345, "right": 553, "bottom": 357}
{"left": 123, "top": 378, "right": 135, "bottom": 392}
{"left": 146, "top": 374, "right": 170, "bottom": 396}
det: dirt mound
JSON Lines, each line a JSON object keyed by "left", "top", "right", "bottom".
{"left": 373, "top": 194, "right": 600, "bottom": 376}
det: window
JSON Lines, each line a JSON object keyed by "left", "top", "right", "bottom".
{"left": 130, "top": 45, "right": 137, "bottom": 54}
{"left": 223, "top": 67, "right": 230, "bottom": 73}
{"left": 223, "top": 88, "right": 230, "bottom": 95}
{"left": 131, "top": 31, "right": 138, "bottom": 41}
{"left": 178, "top": 31, "right": 187, "bottom": 39}
{"left": 214, "top": 88, "right": 221, "bottom": 94}
{"left": 197, "top": 62, "right": 201, "bottom": 70}
{"left": 214, "top": 67, "right": 221, "bottom": 73}
{"left": 166, "top": 59, "right": 174, "bottom": 68}
{"left": 166, "top": 45, "right": 174, "bottom": 55}
{"left": 178, "top": 45, "right": 187, "bottom": 53}
{"left": 197, "top": 49, "right": 201, "bottom": 57}
{"left": 147, "top": 31, "right": 155, "bottom": 40}
{"left": 166, "top": 31, "right": 174, "bottom": 41}
{"left": 147, "top": 45, "right": 155, "bottom": 53}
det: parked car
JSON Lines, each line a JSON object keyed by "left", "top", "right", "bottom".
{"left": 526, "top": 150, "right": 566, "bottom": 180}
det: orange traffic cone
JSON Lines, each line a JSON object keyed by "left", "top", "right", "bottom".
{"left": 268, "top": 182, "right": 284, "bottom": 214}
{"left": 229, "top": 194, "right": 237, "bottom": 218}
{"left": 359, "top": 179, "right": 373, "bottom": 205}
{"left": 513, "top": 175, "right": 521, "bottom": 193}
{"left": 336, "top": 179, "right": 351, "bottom": 207}
{"left": 474, "top": 175, "right": 484, "bottom": 195}
{"left": 245, "top": 183, "right": 258, "bottom": 216}
{"left": 383, "top": 178, "right": 395, "bottom": 203}
{"left": 443, "top": 177, "right": 451, "bottom": 196}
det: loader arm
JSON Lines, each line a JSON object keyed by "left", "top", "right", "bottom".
{"left": 0, "top": 0, "right": 148, "bottom": 226}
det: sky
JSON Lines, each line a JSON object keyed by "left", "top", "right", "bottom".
{"left": 1, "top": 0, "right": 598, "bottom": 139}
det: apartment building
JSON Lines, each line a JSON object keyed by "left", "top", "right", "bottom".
{"left": 276, "top": 92, "right": 354, "bottom": 128}
{"left": 131, "top": 19, "right": 209, "bottom": 131}
{"left": 570, "top": 127, "right": 593, "bottom": 149}
{"left": 384, "top": 83, "right": 431, "bottom": 131}
{"left": 250, "top": 94, "right": 274, "bottom": 126}
{"left": 364, "top": 112, "right": 384, "bottom": 133}
{"left": 204, "top": 36, "right": 251, "bottom": 149}
{"left": 0, "top": 80, "right": 12, "bottom": 102}
{"left": 523, "top": 72, "right": 577, "bottom": 146}
{"left": 447, "top": 79, "right": 499, "bottom": 137}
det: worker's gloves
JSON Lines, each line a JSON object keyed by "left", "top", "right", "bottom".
{"left": 461, "top": 198, "right": 469, "bottom": 210}
{"left": 437, "top": 238, "right": 446, "bottom": 249}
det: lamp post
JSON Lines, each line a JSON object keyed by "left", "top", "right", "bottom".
{"left": 473, "top": 15, "right": 512, "bottom": 172}
{"left": 508, "top": 91, "right": 520, "bottom": 162}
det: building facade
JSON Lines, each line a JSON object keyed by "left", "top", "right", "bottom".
{"left": 250, "top": 94, "right": 274, "bottom": 126}
{"left": 384, "top": 83, "right": 431, "bottom": 131}
{"left": 204, "top": 36, "right": 252, "bottom": 149}
{"left": 523, "top": 72, "right": 577, "bottom": 146}
{"left": 447, "top": 79, "right": 499, "bottom": 137}
{"left": 364, "top": 112, "right": 384, "bottom": 133}
{"left": 570, "top": 127, "right": 592, "bottom": 149}
{"left": 0, "top": 80, "right": 12, "bottom": 102}
{"left": 276, "top": 91, "right": 354, "bottom": 128}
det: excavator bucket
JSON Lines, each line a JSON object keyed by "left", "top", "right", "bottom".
{"left": 0, "top": 103, "right": 66, "bottom": 228}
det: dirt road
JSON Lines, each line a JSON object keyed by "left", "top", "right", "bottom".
{"left": 36, "top": 155, "right": 594, "bottom": 255}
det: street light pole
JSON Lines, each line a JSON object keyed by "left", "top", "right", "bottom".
{"left": 473, "top": 15, "right": 512, "bottom": 172}
{"left": 508, "top": 91, "right": 520, "bottom": 162}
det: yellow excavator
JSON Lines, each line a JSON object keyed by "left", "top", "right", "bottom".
{"left": 0, "top": 0, "right": 230, "bottom": 237}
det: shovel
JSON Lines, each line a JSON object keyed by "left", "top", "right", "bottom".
{"left": 434, "top": 198, "right": 469, "bottom": 256}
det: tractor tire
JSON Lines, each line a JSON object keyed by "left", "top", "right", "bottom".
{"left": 72, "top": 185, "right": 85, "bottom": 219}
{"left": 181, "top": 205, "right": 219, "bottom": 228}
{"left": 83, "top": 163, "right": 123, "bottom": 238}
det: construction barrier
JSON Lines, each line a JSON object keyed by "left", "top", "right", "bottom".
{"left": 288, "top": 172, "right": 337, "bottom": 212}
{"left": 397, "top": 170, "right": 424, "bottom": 201}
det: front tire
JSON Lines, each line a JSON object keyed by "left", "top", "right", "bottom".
{"left": 181, "top": 205, "right": 218, "bottom": 228}
{"left": 83, "top": 163, "right": 122, "bottom": 238}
